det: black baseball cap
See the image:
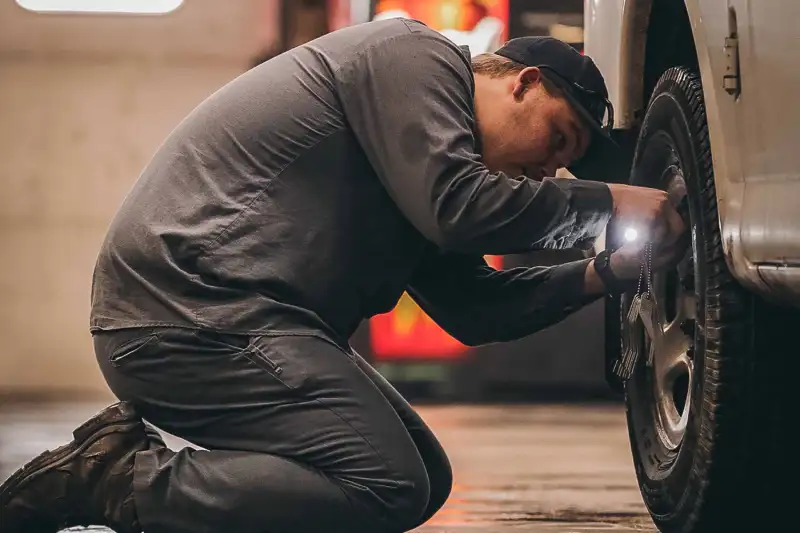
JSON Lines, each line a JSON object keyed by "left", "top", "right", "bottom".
{"left": 495, "top": 36, "right": 618, "bottom": 180}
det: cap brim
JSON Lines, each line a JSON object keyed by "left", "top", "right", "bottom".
{"left": 541, "top": 73, "right": 621, "bottom": 180}
{"left": 566, "top": 125, "right": 620, "bottom": 180}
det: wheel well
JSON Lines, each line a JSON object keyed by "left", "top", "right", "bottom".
{"left": 641, "top": 0, "right": 699, "bottom": 118}
{"left": 578, "top": 1, "right": 701, "bottom": 184}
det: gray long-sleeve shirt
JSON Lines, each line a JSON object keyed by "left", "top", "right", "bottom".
{"left": 90, "top": 18, "right": 613, "bottom": 347}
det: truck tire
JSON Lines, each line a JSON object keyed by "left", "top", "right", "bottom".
{"left": 616, "top": 66, "right": 794, "bottom": 532}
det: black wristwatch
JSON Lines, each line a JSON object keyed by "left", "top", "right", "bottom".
{"left": 593, "top": 250, "right": 625, "bottom": 294}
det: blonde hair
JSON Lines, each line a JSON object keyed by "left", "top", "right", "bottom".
{"left": 471, "top": 53, "right": 525, "bottom": 77}
{"left": 471, "top": 53, "right": 562, "bottom": 96}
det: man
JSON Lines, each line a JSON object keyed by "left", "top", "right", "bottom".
{"left": 0, "top": 18, "right": 685, "bottom": 533}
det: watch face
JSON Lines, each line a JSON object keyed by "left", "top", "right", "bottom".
{"left": 598, "top": 251, "right": 610, "bottom": 270}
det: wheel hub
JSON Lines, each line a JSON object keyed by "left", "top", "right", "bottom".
{"left": 648, "top": 268, "right": 695, "bottom": 448}
{"left": 645, "top": 170, "right": 696, "bottom": 449}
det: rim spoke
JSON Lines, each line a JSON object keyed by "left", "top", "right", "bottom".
{"left": 654, "top": 320, "right": 693, "bottom": 447}
{"left": 675, "top": 291, "right": 697, "bottom": 323}
{"left": 656, "top": 321, "right": 691, "bottom": 381}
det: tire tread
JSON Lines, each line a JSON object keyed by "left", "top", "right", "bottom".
{"left": 629, "top": 67, "right": 794, "bottom": 532}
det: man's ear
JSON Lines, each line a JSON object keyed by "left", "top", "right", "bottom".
{"left": 512, "top": 66, "right": 543, "bottom": 100}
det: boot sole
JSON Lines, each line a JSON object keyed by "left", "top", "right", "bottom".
{"left": 0, "top": 402, "right": 144, "bottom": 512}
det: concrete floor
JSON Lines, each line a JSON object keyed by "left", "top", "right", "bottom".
{"left": 0, "top": 402, "right": 657, "bottom": 533}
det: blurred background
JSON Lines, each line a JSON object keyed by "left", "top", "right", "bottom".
{"left": 0, "top": 0, "right": 613, "bottom": 405}
{"left": 0, "top": 5, "right": 655, "bottom": 530}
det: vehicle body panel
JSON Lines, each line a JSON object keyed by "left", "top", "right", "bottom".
{"left": 584, "top": 0, "right": 800, "bottom": 306}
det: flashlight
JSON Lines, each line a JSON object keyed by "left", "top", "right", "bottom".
{"left": 624, "top": 227, "right": 639, "bottom": 243}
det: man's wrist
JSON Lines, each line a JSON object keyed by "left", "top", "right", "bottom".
{"left": 584, "top": 259, "right": 607, "bottom": 296}
{"left": 585, "top": 252, "right": 637, "bottom": 295}
{"left": 594, "top": 249, "right": 627, "bottom": 293}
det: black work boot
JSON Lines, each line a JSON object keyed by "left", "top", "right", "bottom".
{"left": 0, "top": 401, "right": 149, "bottom": 533}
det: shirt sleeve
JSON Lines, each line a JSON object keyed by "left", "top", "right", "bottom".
{"left": 406, "top": 247, "right": 603, "bottom": 346}
{"left": 335, "top": 21, "right": 613, "bottom": 255}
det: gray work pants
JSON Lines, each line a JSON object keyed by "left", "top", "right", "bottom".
{"left": 93, "top": 326, "right": 453, "bottom": 533}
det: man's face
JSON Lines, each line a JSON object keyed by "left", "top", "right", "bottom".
{"left": 478, "top": 67, "right": 591, "bottom": 178}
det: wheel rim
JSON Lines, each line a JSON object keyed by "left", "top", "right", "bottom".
{"left": 646, "top": 167, "right": 696, "bottom": 450}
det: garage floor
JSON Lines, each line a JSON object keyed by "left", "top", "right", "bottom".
{"left": 0, "top": 402, "right": 657, "bottom": 532}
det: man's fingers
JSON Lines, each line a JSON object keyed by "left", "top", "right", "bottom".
{"left": 649, "top": 215, "right": 668, "bottom": 243}
{"left": 611, "top": 185, "right": 687, "bottom": 248}
{"left": 647, "top": 205, "right": 685, "bottom": 255}
{"left": 652, "top": 233, "right": 691, "bottom": 271}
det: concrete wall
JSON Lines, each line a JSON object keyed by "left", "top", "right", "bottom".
{"left": 0, "top": 0, "right": 280, "bottom": 398}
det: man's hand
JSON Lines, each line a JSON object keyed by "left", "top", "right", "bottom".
{"left": 607, "top": 183, "right": 685, "bottom": 249}
{"left": 584, "top": 183, "right": 691, "bottom": 296}
{"left": 584, "top": 236, "right": 691, "bottom": 296}
{"left": 610, "top": 235, "right": 690, "bottom": 280}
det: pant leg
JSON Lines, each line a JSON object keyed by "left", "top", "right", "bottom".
{"left": 350, "top": 350, "right": 453, "bottom": 527}
{"left": 94, "top": 327, "right": 431, "bottom": 533}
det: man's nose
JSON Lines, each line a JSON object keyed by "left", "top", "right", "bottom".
{"left": 559, "top": 150, "right": 575, "bottom": 168}
{"left": 548, "top": 154, "right": 572, "bottom": 176}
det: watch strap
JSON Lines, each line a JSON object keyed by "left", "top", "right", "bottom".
{"left": 594, "top": 250, "right": 624, "bottom": 293}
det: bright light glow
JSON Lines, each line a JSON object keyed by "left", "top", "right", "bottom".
{"left": 624, "top": 227, "right": 639, "bottom": 242}
{"left": 16, "top": 0, "right": 183, "bottom": 14}
{"left": 371, "top": 10, "right": 504, "bottom": 56}
{"left": 371, "top": 9, "right": 409, "bottom": 21}
{"left": 439, "top": 18, "right": 505, "bottom": 56}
